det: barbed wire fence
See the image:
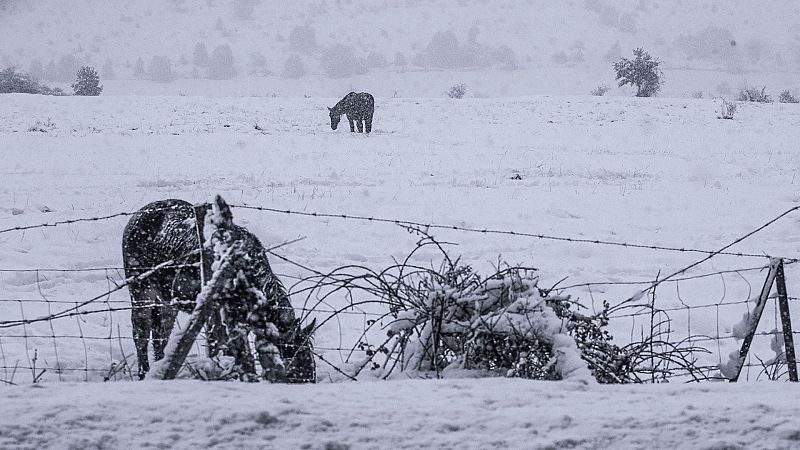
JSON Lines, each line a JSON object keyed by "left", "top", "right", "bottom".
{"left": 0, "top": 202, "right": 799, "bottom": 384}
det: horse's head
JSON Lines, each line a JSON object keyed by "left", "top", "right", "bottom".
{"left": 328, "top": 107, "right": 341, "bottom": 130}
{"left": 281, "top": 318, "right": 316, "bottom": 383}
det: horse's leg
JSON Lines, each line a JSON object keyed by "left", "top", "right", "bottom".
{"left": 356, "top": 117, "right": 364, "bottom": 133}
{"left": 254, "top": 325, "right": 286, "bottom": 382}
{"left": 205, "top": 309, "right": 227, "bottom": 358}
{"left": 227, "top": 326, "right": 258, "bottom": 381}
{"left": 152, "top": 302, "right": 177, "bottom": 361}
{"left": 348, "top": 117, "right": 355, "bottom": 132}
{"left": 365, "top": 114, "right": 373, "bottom": 133}
{"left": 129, "top": 283, "right": 158, "bottom": 379}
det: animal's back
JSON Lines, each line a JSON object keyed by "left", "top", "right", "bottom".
{"left": 122, "top": 199, "right": 199, "bottom": 278}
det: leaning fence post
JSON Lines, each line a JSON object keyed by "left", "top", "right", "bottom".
{"left": 730, "top": 259, "right": 780, "bottom": 382}
{"left": 192, "top": 203, "right": 209, "bottom": 285}
{"left": 150, "top": 196, "right": 236, "bottom": 380}
{"left": 774, "top": 259, "right": 798, "bottom": 382}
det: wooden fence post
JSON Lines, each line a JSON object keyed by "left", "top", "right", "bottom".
{"left": 730, "top": 259, "right": 780, "bottom": 382}
{"left": 774, "top": 259, "right": 798, "bottom": 382}
{"left": 151, "top": 196, "right": 236, "bottom": 380}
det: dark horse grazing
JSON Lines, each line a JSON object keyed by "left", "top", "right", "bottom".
{"left": 122, "top": 199, "right": 315, "bottom": 382}
{"left": 328, "top": 92, "right": 374, "bottom": 133}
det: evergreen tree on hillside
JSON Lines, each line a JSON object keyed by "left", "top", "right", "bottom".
{"left": 72, "top": 66, "right": 103, "bottom": 96}
{"left": 133, "top": 57, "right": 146, "bottom": 79}
{"left": 208, "top": 44, "right": 236, "bottom": 79}
{"left": 147, "top": 56, "right": 175, "bottom": 83}
{"left": 193, "top": 42, "right": 209, "bottom": 68}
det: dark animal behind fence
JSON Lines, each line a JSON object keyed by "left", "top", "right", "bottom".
{"left": 328, "top": 92, "right": 374, "bottom": 133}
{"left": 122, "top": 198, "right": 315, "bottom": 382}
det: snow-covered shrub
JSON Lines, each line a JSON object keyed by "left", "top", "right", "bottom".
{"left": 322, "top": 44, "right": 367, "bottom": 78}
{"left": 590, "top": 85, "right": 610, "bottom": 96}
{"left": 691, "top": 90, "right": 703, "bottom": 99}
{"left": 613, "top": 48, "right": 663, "bottom": 97}
{"left": 27, "top": 117, "right": 56, "bottom": 132}
{"left": 147, "top": 55, "right": 175, "bottom": 83}
{"left": 72, "top": 66, "right": 102, "bottom": 96}
{"left": 0, "top": 66, "right": 42, "bottom": 93}
{"left": 208, "top": 44, "right": 236, "bottom": 79}
{"left": 778, "top": 89, "right": 799, "bottom": 104}
{"left": 738, "top": 86, "right": 772, "bottom": 103}
{"left": 717, "top": 98, "right": 737, "bottom": 119}
{"left": 288, "top": 24, "right": 318, "bottom": 53}
{"left": 282, "top": 53, "right": 306, "bottom": 79}
{"left": 447, "top": 83, "right": 467, "bottom": 99}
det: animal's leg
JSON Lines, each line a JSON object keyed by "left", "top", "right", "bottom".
{"left": 205, "top": 309, "right": 228, "bottom": 358}
{"left": 356, "top": 118, "right": 364, "bottom": 133}
{"left": 152, "top": 302, "right": 177, "bottom": 361}
{"left": 365, "top": 114, "right": 373, "bottom": 133}
{"left": 129, "top": 283, "right": 159, "bottom": 379}
{"left": 348, "top": 117, "right": 355, "bottom": 132}
{"left": 254, "top": 325, "right": 286, "bottom": 382}
{"left": 223, "top": 313, "right": 258, "bottom": 380}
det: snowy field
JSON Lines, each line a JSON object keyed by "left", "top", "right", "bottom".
{"left": 2, "top": 92, "right": 800, "bottom": 447}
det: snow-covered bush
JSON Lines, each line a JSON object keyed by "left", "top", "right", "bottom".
{"left": 0, "top": 66, "right": 63, "bottom": 95}
{"left": 147, "top": 55, "right": 175, "bottom": 83}
{"left": 778, "top": 89, "right": 798, "bottom": 103}
{"left": 0, "top": 66, "right": 42, "bottom": 93}
{"left": 447, "top": 83, "right": 467, "bottom": 99}
{"left": 282, "top": 54, "right": 306, "bottom": 79}
{"left": 590, "top": 85, "right": 610, "bottom": 96}
{"left": 288, "top": 24, "right": 318, "bottom": 53}
{"left": 717, "top": 98, "right": 737, "bottom": 119}
{"left": 737, "top": 86, "right": 772, "bottom": 103}
{"left": 208, "top": 44, "right": 237, "bottom": 79}
{"left": 72, "top": 66, "right": 102, "bottom": 96}
{"left": 613, "top": 48, "right": 663, "bottom": 97}
{"left": 321, "top": 44, "right": 367, "bottom": 78}
{"left": 382, "top": 265, "right": 596, "bottom": 382}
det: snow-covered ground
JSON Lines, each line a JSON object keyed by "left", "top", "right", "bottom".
{"left": 3, "top": 378, "right": 800, "bottom": 449}
{"left": 3, "top": 93, "right": 800, "bottom": 383}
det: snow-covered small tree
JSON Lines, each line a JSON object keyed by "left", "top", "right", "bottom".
{"left": 72, "top": 66, "right": 103, "bottom": 96}
{"left": 0, "top": 67, "right": 41, "bottom": 93}
{"left": 288, "top": 24, "right": 318, "bottom": 53}
{"left": 208, "top": 44, "right": 236, "bottom": 79}
{"left": 613, "top": 48, "right": 663, "bottom": 97}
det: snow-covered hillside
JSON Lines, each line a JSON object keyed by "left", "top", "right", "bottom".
{"left": 2, "top": 0, "right": 800, "bottom": 97}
